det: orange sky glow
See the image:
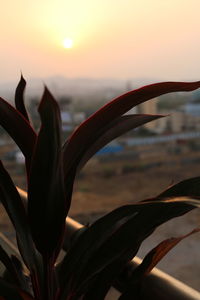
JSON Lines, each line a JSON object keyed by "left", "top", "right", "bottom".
{"left": 1, "top": 0, "right": 200, "bottom": 83}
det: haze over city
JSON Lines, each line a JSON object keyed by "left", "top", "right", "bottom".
{"left": 1, "top": 0, "right": 200, "bottom": 87}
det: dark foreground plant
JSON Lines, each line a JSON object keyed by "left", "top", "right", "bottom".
{"left": 0, "top": 77, "right": 200, "bottom": 300}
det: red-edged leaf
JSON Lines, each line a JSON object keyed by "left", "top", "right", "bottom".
{"left": 59, "top": 197, "right": 198, "bottom": 299}
{"left": 0, "top": 161, "right": 42, "bottom": 298}
{"left": 63, "top": 81, "right": 200, "bottom": 177}
{"left": 15, "top": 75, "right": 30, "bottom": 123}
{"left": 134, "top": 228, "right": 200, "bottom": 278}
{"left": 28, "top": 88, "right": 66, "bottom": 259}
{"left": 119, "top": 229, "right": 200, "bottom": 300}
{"left": 0, "top": 97, "right": 36, "bottom": 170}
{"left": 141, "top": 177, "right": 200, "bottom": 204}
{"left": 159, "top": 176, "right": 200, "bottom": 198}
{"left": 78, "top": 114, "right": 164, "bottom": 171}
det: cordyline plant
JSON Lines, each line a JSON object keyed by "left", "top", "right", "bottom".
{"left": 0, "top": 77, "right": 200, "bottom": 300}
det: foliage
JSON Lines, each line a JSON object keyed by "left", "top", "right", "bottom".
{"left": 0, "top": 77, "right": 200, "bottom": 299}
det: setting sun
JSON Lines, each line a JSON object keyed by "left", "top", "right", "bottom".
{"left": 63, "top": 38, "right": 73, "bottom": 49}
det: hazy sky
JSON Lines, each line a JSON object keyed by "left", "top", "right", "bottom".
{"left": 1, "top": 0, "right": 200, "bottom": 83}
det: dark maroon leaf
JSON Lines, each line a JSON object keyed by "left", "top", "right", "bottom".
{"left": 78, "top": 114, "right": 164, "bottom": 171}
{"left": 0, "top": 277, "right": 30, "bottom": 300}
{"left": 18, "top": 290, "right": 36, "bottom": 300}
{"left": 15, "top": 75, "right": 30, "bottom": 123}
{"left": 159, "top": 176, "right": 200, "bottom": 198}
{"left": 0, "top": 161, "right": 42, "bottom": 296}
{"left": 75, "top": 201, "right": 192, "bottom": 291}
{"left": 28, "top": 88, "right": 66, "bottom": 259}
{"left": 133, "top": 228, "right": 200, "bottom": 278}
{"left": 58, "top": 205, "right": 137, "bottom": 296}
{"left": 141, "top": 177, "right": 200, "bottom": 204}
{"left": 81, "top": 262, "right": 120, "bottom": 300}
{"left": 0, "top": 97, "right": 36, "bottom": 170}
{"left": 119, "top": 229, "right": 200, "bottom": 300}
{"left": 59, "top": 197, "right": 198, "bottom": 299}
{"left": 0, "top": 245, "right": 21, "bottom": 286}
{"left": 119, "top": 292, "right": 141, "bottom": 300}
{"left": 10, "top": 256, "right": 31, "bottom": 293}
{"left": 18, "top": 290, "right": 37, "bottom": 300}
{"left": 63, "top": 81, "right": 200, "bottom": 178}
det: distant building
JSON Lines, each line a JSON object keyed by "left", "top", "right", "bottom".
{"left": 155, "top": 111, "right": 185, "bottom": 133}
{"left": 59, "top": 96, "right": 74, "bottom": 132}
{"left": 137, "top": 98, "right": 158, "bottom": 131}
{"left": 181, "top": 103, "right": 200, "bottom": 116}
{"left": 73, "top": 112, "right": 86, "bottom": 125}
{"left": 138, "top": 98, "right": 158, "bottom": 115}
{"left": 156, "top": 103, "right": 200, "bottom": 134}
{"left": 123, "top": 80, "right": 159, "bottom": 132}
{"left": 124, "top": 81, "right": 138, "bottom": 115}
{"left": 171, "top": 103, "right": 200, "bottom": 132}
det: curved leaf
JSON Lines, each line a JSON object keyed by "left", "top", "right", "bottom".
{"left": 0, "top": 97, "right": 36, "bottom": 169}
{"left": 141, "top": 177, "right": 200, "bottom": 204}
{"left": 15, "top": 75, "right": 30, "bottom": 122}
{"left": 134, "top": 228, "right": 200, "bottom": 278}
{"left": 18, "top": 290, "right": 37, "bottom": 300}
{"left": 0, "top": 161, "right": 42, "bottom": 297}
{"left": 0, "top": 245, "right": 21, "bottom": 286}
{"left": 159, "top": 176, "right": 200, "bottom": 197}
{"left": 75, "top": 201, "right": 194, "bottom": 293}
{"left": 63, "top": 81, "right": 200, "bottom": 177}
{"left": 82, "top": 262, "right": 121, "bottom": 300}
{"left": 28, "top": 88, "right": 66, "bottom": 259}
{"left": 119, "top": 228, "right": 200, "bottom": 300}
{"left": 0, "top": 277, "right": 29, "bottom": 300}
{"left": 10, "top": 256, "right": 31, "bottom": 293}
{"left": 78, "top": 114, "right": 164, "bottom": 171}
{"left": 59, "top": 197, "right": 198, "bottom": 299}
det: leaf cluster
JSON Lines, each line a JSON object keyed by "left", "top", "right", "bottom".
{"left": 0, "top": 77, "right": 200, "bottom": 299}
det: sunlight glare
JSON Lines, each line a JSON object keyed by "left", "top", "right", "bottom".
{"left": 63, "top": 38, "right": 73, "bottom": 49}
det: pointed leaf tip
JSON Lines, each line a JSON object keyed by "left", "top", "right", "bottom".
{"left": 38, "top": 86, "right": 58, "bottom": 113}
{"left": 130, "top": 228, "right": 200, "bottom": 281}
{"left": 15, "top": 74, "right": 29, "bottom": 123}
{"left": 20, "top": 73, "right": 26, "bottom": 84}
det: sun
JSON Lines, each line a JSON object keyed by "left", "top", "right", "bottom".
{"left": 63, "top": 38, "right": 73, "bottom": 49}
